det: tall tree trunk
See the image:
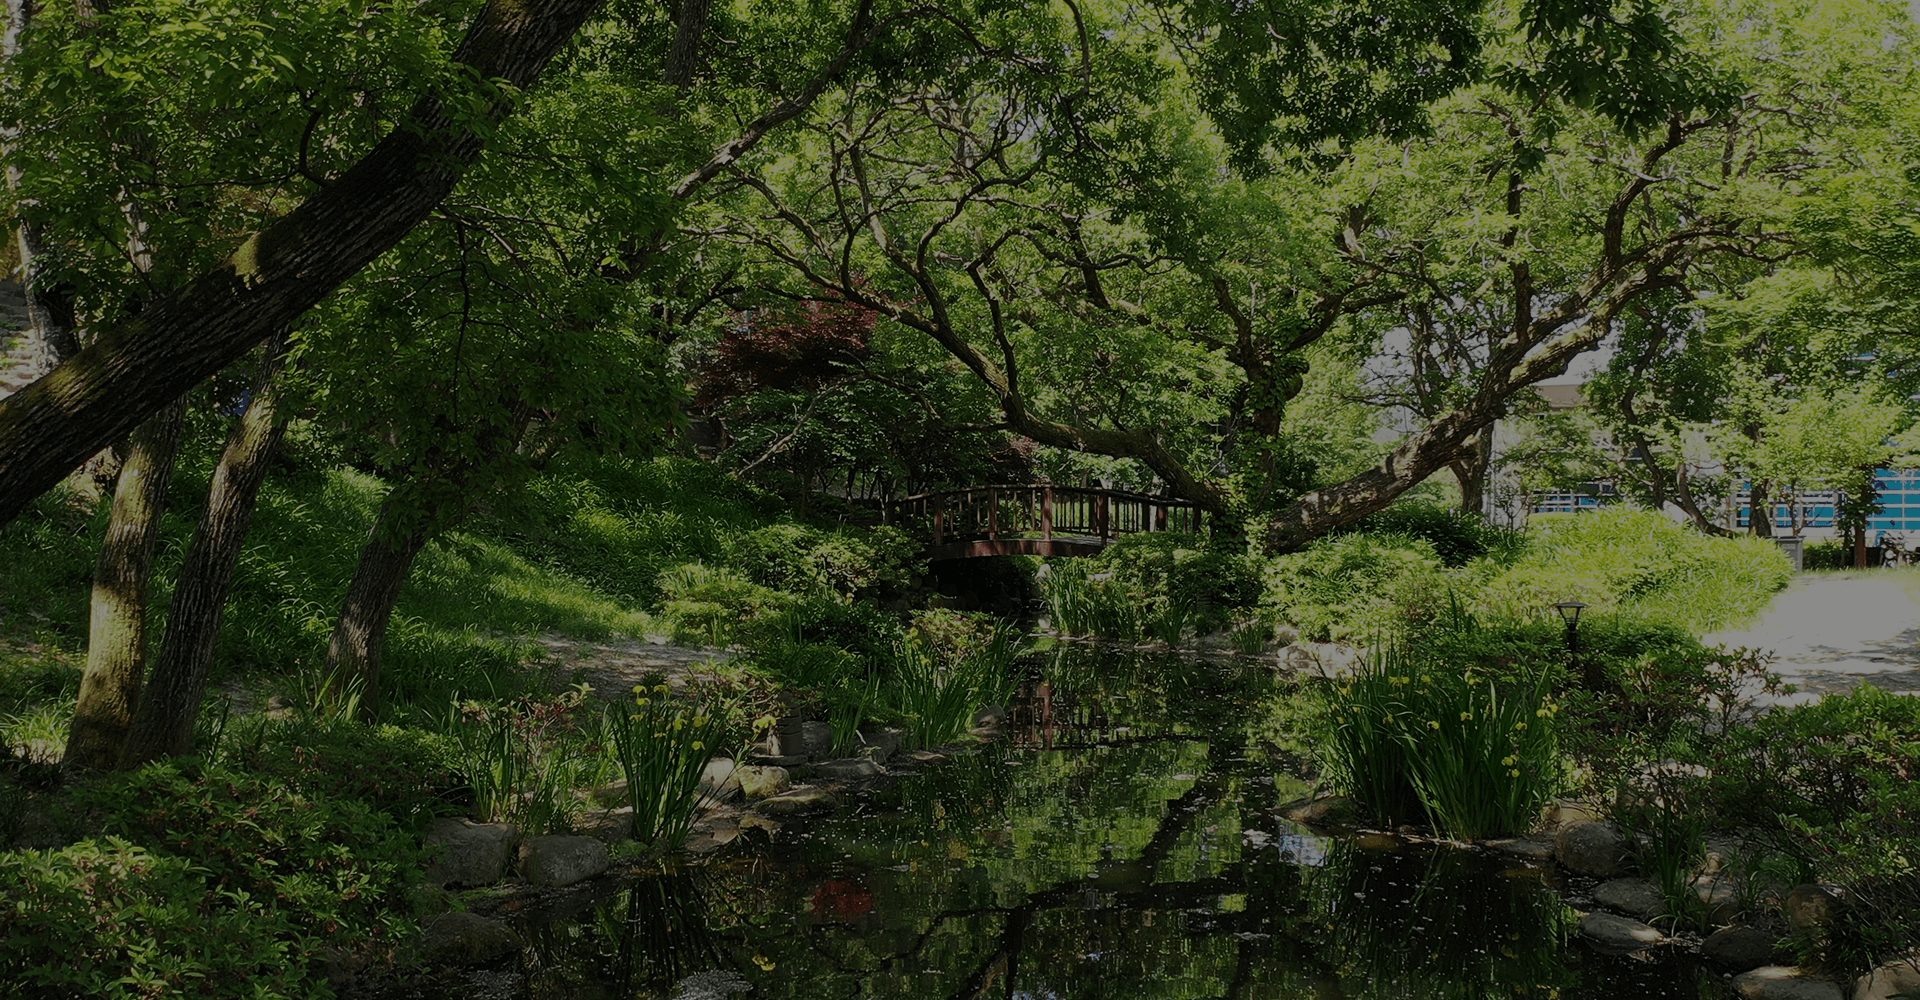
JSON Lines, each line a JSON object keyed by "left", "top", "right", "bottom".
{"left": 662, "top": 0, "right": 711, "bottom": 90}
{"left": 1450, "top": 424, "right": 1494, "bottom": 516}
{"left": 61, "top": 398, "right": 185, "bottom": 772}
{"left": 1749, "top": 480, "right": 1774, "bottom": 538}
{"left": 320, "top": 489, "right": 432, "bottom": 719}
{"left": 119, "top": 334, "right": 290, "bottom": 766}
{"left": 4, "top": 0, "right": 80, "bottom": 377}
{"left": 0, "top": 0, "right": 604, "bottom": 530}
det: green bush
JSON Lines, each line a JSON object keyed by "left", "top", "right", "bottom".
{"left": 1803, "top": 539, "right": 1851, "bottom": 570}
{"left": 1040, "top": 533, "right": 1261, "bottom": 641}
{"left": 78, "top": 763, "right": 431, "bottom": 946}
{"left": 1474, "top": 508, "right": 1791, "bottom": 633}
{"left": 1263, "top": 532, "right": 1446, "bottom": 642}
{"left": 731, "top": 522, "right": 918, "bottom": 601}
{"left": 1340, "top": 501, "right": 1519, "bottom": 568}
{"left": 654, "top": 563, "right": 794, "bottom": 645}
{"left": 219, "top": 717, "right": 464, "bottom": 824}
{"left": 0, "top": 838, "right": 329, "bottom": 999}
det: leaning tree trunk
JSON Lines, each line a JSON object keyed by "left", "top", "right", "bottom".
{"left": 319, "top": 489, "right": 433, "bottom": 720}
{"left": 1264, "top": 406, "right": 1489, "bottom": 552}
{"left": 119, "top": 335, "right": 289, "bottom": 766}
{"left": 0, "top": 0, "right": 604, "bottom": 531}
{"left": 62, "top": 398, "right": 186, "bottom": 773}
{"left": 1749, "top": 480, "right": 1774, "bottom": 538}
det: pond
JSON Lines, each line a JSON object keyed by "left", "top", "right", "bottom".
{"left": 400, "top": 645, "right": 1727, "bottom": 999}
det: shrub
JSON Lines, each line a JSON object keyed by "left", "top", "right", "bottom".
{"left": 1803, "top": 540, "right": 1851, "bottom": 570}
{"left": 1263, "top": 532, "right": 1446, "bottom": 642}
{"left": 1038, "top": 533, "right": 1259, "bottom": 642}
{"left": 219, "top": 716, "right": 463, "bottom": 824}
{"left": 655, "top": 563, "right": 794, "bottom": 645}
{"left": 1340, "top": 501, "right": 1519, "bottom": 567}
{"left": 885, "top": 622, "right": 1022, "bottom": 749}
{"left": 0, "top": 838, "right": 329, "bottom": 999}
{"left": 1474, "top": 508, "right": 1791, "bottom": 633}
{"left": 731, "top": 523, "right": 918, "bottom": 601}
{"left": 71, "top": 761, "right": 430, "bottom": 972}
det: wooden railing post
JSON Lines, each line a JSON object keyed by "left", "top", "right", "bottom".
{"left": 1041, "top": 486, "right": 1053, "bottom": 540}
{"left": 988, "top": 487, "right": 999, "bottom": 539}
{"left": 1154, "top": 501, "right": 1168, "bottom": 532}
{"left": 933, "top": 497, "right": 944, "bottom": 545}
{"left": 1095, "top": 493, "right": 1109, "bottom": 543}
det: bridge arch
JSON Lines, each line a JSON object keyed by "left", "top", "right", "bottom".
{"left": 889, "top": 485, "right": 1207, "bottom": 561}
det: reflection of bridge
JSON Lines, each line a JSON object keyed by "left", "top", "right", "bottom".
{"left": 890, "top": 485, "right": 1207, "bottom": 561}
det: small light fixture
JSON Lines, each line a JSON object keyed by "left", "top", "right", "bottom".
{"left": 1553, "top": 600, "right": 1587, "bottom": 625}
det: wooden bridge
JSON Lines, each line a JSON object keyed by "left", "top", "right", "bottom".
{"left": 889, "top": 485, "right": 1207, "bottom": 561}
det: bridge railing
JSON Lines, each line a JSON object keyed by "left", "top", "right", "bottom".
{"left": 890, "top": 485, "right": 1205, "bottom": 547}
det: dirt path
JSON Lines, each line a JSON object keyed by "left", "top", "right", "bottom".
{"left": 1707, "top": 572, "right": 1920, "bottom": 706}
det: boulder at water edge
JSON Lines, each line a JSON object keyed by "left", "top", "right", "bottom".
{"left": 1702, "top": 927, "right": 1778, "bottom": 972}
{"left": 735, "top": 765, "right": 791, "bottom": 800}
{"left": 753, "top": 787, "right": 838, "bottom": 816}
{"left": 1277, "top": 795, "right": 1362, "bottom": 827}
{"left": 1854, "top": 955, "right": 1920, "bottom": 1000}
{"left": 1555, "top": 820, "right": 1627, "bottom": 877}
{"left": 518, "top": 835, "right": 610, "bottom": 888}
{"left": 699, "top": 759, "right": 742, "bottom": 803}
{"left": 808, "top": 757, "right": 882, "bottom": 782}
{"left": 1592, "top": 877, "right": 1666, "bottom": 920}
{"left": 1578, "top": 911, "right": 1664, "bottom": 951}
{"left": 1785, "top": 884, "right": 1839, "bottom": 932}
{"left": 1731, "top": 967, "right": 1844, "bottom": 1000}
{"left": 412, "top": 912, "right": 522, "bottom": 968}
{"left": 424, "top": 818, "right": 518, "bottom": 887}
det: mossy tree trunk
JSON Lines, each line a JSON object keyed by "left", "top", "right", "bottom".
{"left": 62, "top": 398, "right": 185, "bottom": 773}
{"left": 119, "top": 333, "right": 290, "bottom": 767}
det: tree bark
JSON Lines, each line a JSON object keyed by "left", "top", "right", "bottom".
{"left": 61, "top": 397, "right": 185, "bottom": 773}
{"left": 119, "top": 334, "right": 290, "bottom": 767}
{"left": 319, "top": 489, "right": 433, "bottom": 720}
{"left": 1749, "top": 480, "right": 1773, "bottom": 537}
{"left": 0, "top": 0, "right": 604, "bottom": 530}
{"left": 1450, "top": 424, "right": 1494, "bottom": 516}
{"left": 1263, "top": 405, "right": 1484, "bottom": 551}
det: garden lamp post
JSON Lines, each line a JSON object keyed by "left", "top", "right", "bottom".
{"left": 1554, "top": 600, "right": 1593, "bottom": 689}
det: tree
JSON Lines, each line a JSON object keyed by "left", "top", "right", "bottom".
{"left": 0, "top": 0, "right": 608, "bottom": 528}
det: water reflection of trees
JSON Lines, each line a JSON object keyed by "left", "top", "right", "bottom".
{"left": 502, "top": 649, "right": 1710, "bottom": 1000}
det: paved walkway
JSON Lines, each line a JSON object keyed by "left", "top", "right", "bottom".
{"left": 1707, "top": 573, "right": 1920, "bottom": 706}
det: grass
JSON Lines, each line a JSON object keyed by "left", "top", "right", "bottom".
{"left": 1318, "top": 644, "right": 1561, "bottom": 839}
{"left": 886, "top": 622, "right": 1022, "bottom": 749}
{"left": 607, "top": 686, "right": 738, "bottom": 848}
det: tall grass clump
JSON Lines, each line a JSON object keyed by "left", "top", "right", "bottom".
{"left": 1319, "top": 646, "right": 1560, "bottom": 839}
{"left": 886, "top": 622, "right": 1022, "bottom": 748}
{"left": 449, "top": 690, "right": 605, "bottom": 835}
{"left": 607, "top": 686, "right": 737, "bottom": 848}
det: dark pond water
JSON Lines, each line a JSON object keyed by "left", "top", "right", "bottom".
{"left": 407, "top": 645, "right": 1730, "bottom": 999}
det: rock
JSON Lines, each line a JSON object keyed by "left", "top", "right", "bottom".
{"left": 1854, "top": 955, "right": 1920, "bottom": 1000}
{"left": 735, "top": 765, "right": 791, "bottom": 800}
{"left": 753, "top": 787, "right": 839, "bottom": 817}
{"left": 1692, "top": 874, "right": 1741, "bottom": 925}
{"left": 682, "top": 821, "right": 741, "bottom": 854}
{"left": 1784, "top": 884, "right": 1839, "bottom": 932}
{"left": 858, "top": 729, "right": 902, "bottom": 762}
{"left": 1730, "top": 966, "right": 1844, "bottom": 1000}
{"left": 799, "top": 721, "right": 833, "bottom": 758}
{"left": 1277, "top": 641, "right": 1362, "bottom": 679}
{"left": 808, "top": 757, "right": 882, "bottom": 782}
{"left": 518, "top": 835, "right": 610, "bottom": 888}
{"left": 424, "top": 818, "right": 518, "bottom": 887}
{"left": 907, "top": 750, "right": 950, "bottom": 764}
{"left": 698, "top": 759, "right": 741, "bottom": 803}
{"left": 1541, "top": 799, "right": 1605, "bottom": 830}
{"left": 1592, "top": 877, "right": 1666, "bottom": 920}
{"left": 412, "top": 912, "right": 521, "bottom": 968}
{"left": 1483, "top": 835, "right": 1556, "bottom": 861}
{"left": 972, "top": 705, "right": 1007, "bottom": 728}
{"left": 1276, "top": 795, "right": 1362, "bottom": 827}
{"left": 752, "top": 754, "right": 808, "bottom": 767}
{"left": 574, "top": 806, "right": 634, "bottom": 843}
{"left": 738, "top": 814, "right": 782, "bottom": 840}
{"left": 1579, "top": 911, "right": 1665, "bottom": 951}
{"left": 1555, "top": 820, "right": 1627, "bottom": 877}
{"left": 1702, "top": 927, "right": 1778, "bottom": 971}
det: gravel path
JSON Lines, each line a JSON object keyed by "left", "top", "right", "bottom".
{"left": 1707, "top": 572, "right": 1920, "bottom": 706}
